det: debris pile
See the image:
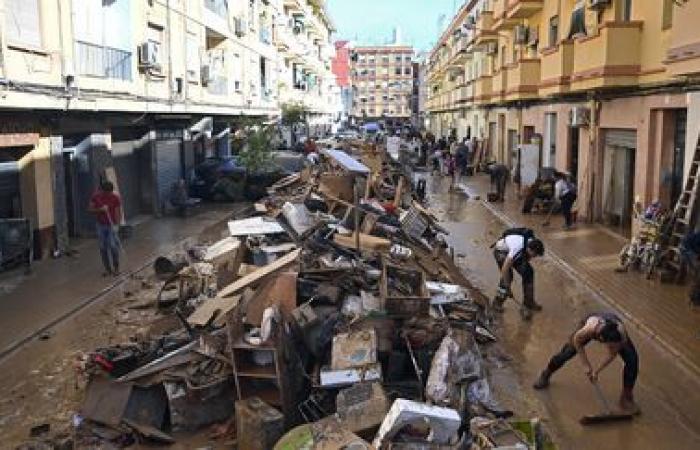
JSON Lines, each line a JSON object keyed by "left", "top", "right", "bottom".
{"left": 33, "top": 141, "right": 554, "bottom": 449}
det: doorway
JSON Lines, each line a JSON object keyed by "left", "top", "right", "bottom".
{"left": 603, "top": 129, "right": 637, "bottom": 233}
{"left": 670, "top": 109, "right": 687, "bottom": 208}
{"left": 488, "top": 122, "right": 497, "bottom": 161}
{"left": 569, "top": 126, "right": 580, "bottom": 179}
{"left": 543, "top": 113, "right": 557, "bottom": 167}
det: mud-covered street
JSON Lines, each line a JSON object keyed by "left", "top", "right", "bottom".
{"left": 426, "top": 174, "right": 700, "bottom": 450}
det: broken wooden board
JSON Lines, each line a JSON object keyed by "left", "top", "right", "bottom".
{"left": 187, "top": 295, "right": 242, "bottom": 327}
{"left": 322, "top": 149, "right": 370, "bottom": 175}
{"left": 217, "top": 249, "right": 302, "bottom": 299}
{"left": 319, "top": 173, "right": 355, "bottom": 202}
{"left": 333, "top": 233, "right": 391, "bottom": 252}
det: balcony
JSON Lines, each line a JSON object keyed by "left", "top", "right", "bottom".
{"left": 492, "top": 0, "right": 518, "bottom": 30}
{"left": 75, "top": 41, "right": 132, "bottom": 81}
{"left": 474, "top": 75, "right": 493, "bottom": 105}
{"left": 665, "top": 1, "right": 700, "bottom": 77}
{"left": 505, "top": 0, "right": 543, "bottom": 19}
{"left": 505, "top": 58, "right": 540, "bottom": 101}
{"left": 570, "top": 21, "right": 642, "bottom": 91}
{"left": 475, "top": 12, "right": 498, "bottom": 45}
{"left": 539, "top": 40, "right": 574, "bottom": 96}
{"left": 203, "top": 0, "right": 229, "bottom": 36}
{"left": 283, "top": 0, "right": 303, "bottom": 12}
{"left": 491, "top": 67, "right": 508, "bottom": 101}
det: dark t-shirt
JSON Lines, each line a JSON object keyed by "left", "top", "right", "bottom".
{"left": 90, "top": 191, "right": 121, "bottom": 225}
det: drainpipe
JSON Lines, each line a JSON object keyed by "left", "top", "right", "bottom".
{"left": 585, "top": 97, "right": 601, "bottom": 222}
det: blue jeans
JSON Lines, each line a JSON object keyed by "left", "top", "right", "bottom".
{"left": 97, "top": 223, "right": 119, "bottom": 273}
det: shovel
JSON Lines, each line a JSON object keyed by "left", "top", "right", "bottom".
{"left": 580, "top": 381, "right": 634, "bottom": 425}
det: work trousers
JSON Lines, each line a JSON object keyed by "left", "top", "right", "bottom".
{"left": 97, "top": 223, "right": 120, "bottom": 273}
{"left": 545, "top": 338, "right": 639, "bottom": 390}
{"left": 560, "top": 191, "right": 577, "bottom": 227}
{"left": 494, "top": 249, "right": 536, "bottom": 308}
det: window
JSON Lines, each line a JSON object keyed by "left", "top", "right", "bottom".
{"left": 4, "top": 0, "right": 42, "bottom": 48}
{"left": 621, "top": 0, "right": 632, "bottom": 22}
{"left": 382, "top": 56, "right": 390, "bottom": 64}
{"left": 186, "top": 32, "right": 200, "bottom": 81}
{"left": 232, "top": 53, "right": 243, "bottom": 92}
{"left": 395, "top": 55, "right": 402, "bottom": 63}
{"left": 568, "top": 1, "right": 586, "bottom": 39}
{"left": 662, "top": 0, "right": 673, "bottom": 29}
{"left": 548, "top": 15, "right": 559, "bottom": 47}
{"left": 404, "top": 67, "right": 411, "bottom": 76}
{"left": 395, "top": 68, "right": 402, "bottom": 75}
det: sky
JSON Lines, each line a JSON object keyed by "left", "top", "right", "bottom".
{"left": 326, "top": 0, "right": 462, "bottom": 53}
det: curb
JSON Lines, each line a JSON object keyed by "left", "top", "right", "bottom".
{"left": 480, "top": 199, "right": 700, "bottom": 380}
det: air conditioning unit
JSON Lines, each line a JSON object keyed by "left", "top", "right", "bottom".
{"left": 201, "top": 64, "right": 211, "bottom": 86}
{"left": 234, "top": 18, "right": 247, "bottom": 37}
{"left": 514, "top": 25, "right": 529, "bottom": 45}
{"left": 570, "top": 106, "right": 590, "bottom": 127}
{"left": 485, "top": 42, "right": 497, "bottom": 55}
{"left": 138, "top": 41, "right": 160, "bottom": 69}
{"left": 589, "top": 0, "right": 611, "bottom": 9}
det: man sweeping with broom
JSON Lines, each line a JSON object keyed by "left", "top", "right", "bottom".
{"left": 533, "top": 312, "right": 640, "bottom": 416}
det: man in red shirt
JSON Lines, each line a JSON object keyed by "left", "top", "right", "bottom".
{"left": 88, "top": 180, "right": 123, "bottom": 276}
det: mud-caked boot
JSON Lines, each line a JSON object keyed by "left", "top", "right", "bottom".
{"left": 523, "top": 282, "right": 543, "bottom": 312}
{"left": 492, "top": 287, "right": 508, "bottom": 313}
{"left": 533, "top": 370, "right": 552, "bottom": 390}
{"left": 619, "top": 387, "right": 640, "bottom": 414}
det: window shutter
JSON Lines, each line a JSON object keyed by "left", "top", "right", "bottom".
{"left": 4, "top": 0, "right": 42, "bottom": 48}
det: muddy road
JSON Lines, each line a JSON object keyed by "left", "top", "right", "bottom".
{"left": 425, "top": 174, "right": 700, "bottom": 450}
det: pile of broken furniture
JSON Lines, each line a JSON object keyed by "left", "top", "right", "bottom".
{"left": 70, "top": 142, "right": 550, "bottom": 449}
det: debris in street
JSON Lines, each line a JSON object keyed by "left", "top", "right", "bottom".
{"left": 20, "top": 138, "right": 557, "bottom": 449}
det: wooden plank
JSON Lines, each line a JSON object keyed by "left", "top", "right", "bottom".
{"left": 188, "top": 295, "right": 242, "bottom": 327}
{"left": 393, "top": 177, "right": 405, "bottom": 208}
{"left": 334, "top": 233, "right": 391, "bottom": 252}
{"left": 217, "top": 249, "right": 301, "bottom": 299}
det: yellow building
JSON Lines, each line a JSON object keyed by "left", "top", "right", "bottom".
{"left": 0, "top": 0, "right": 337, "bottom": 257}
{"left": 350, "top": 45, "right": 415, "bottom": 123}
{"left": 426, "top": 0, "right": 700, "bottom": 232}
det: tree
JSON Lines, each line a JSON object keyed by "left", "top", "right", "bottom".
{"left": 237, "top": 126, "right": 275, "bottom": 175}
{"left": 281, "top": 101, "right": 310, "bottom": 126}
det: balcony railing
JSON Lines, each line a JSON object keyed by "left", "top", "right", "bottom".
{"left": 539, "top": 40, "right": 574, "bottom": 95}
{"left": 75, "top": 40, "right": 132, "bottom": 81}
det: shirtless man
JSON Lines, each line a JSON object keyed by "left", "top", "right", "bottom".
{"left": 533, "top": 312, "right": 639, "bottom": 412}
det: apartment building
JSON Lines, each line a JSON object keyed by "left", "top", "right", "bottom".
{"left": 350, "top": 45, "right": 415, "bottom": 124}
{"left": 426, "top": 0, "right": 700, "bottom": 232}
{"left": 0, "top": 0, "right": 336, "bottom": 259}
{"left": 332, "top": 40, "right": 353, "bottom": 126}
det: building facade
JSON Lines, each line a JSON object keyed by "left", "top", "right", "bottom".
{"left": 332, "top": 40, "right": 353, "bottom": 126}
{"left": 426, "top": 0, "right": 700, "bottom": 232}
{"left": 350, "top": 45, "right": 415, "bottom": 124}
{"left": 0, "top": 0, "right": 336, "bottom": 259}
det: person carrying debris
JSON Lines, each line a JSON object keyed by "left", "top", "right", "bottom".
{"left": 533, "top": 312, "right": 639, "bottom": 413}
{"left": 492, "top": 228, "right": 545, "bottom": 319}
{"left": 88, "top": 180, "right": 123, "bottom": 276}
{"left": 487, "top": 163, "right": 509, "bottom": 202}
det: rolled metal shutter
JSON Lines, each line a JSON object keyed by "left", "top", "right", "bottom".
{"left": 604, "top": 129, "right": 637, "bottom": 149}
{"left": 0, "top": 162, "right": 20, "bottom": 218}
{"left": 155, "top": 139, "right": 183, "bottom": 213}
{"left": 112, "top": 139, "right": 141, "bottom": 221}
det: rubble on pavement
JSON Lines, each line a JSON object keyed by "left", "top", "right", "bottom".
{"left": 20, "top": 141, "right": 556, "bottom": 449}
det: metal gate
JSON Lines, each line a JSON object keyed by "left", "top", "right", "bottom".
{"left": 0, "top": 161, "right": 20, "bottom": 218}
{"left": 155, "top": 138, "right": 183, "bottom": 214}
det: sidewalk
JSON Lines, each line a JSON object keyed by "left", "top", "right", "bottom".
{"left": 464, "top": 174, "right": 700, "bottom": 376}
{"left": 0, "top": 204, "right": 242, "bottom": 359}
